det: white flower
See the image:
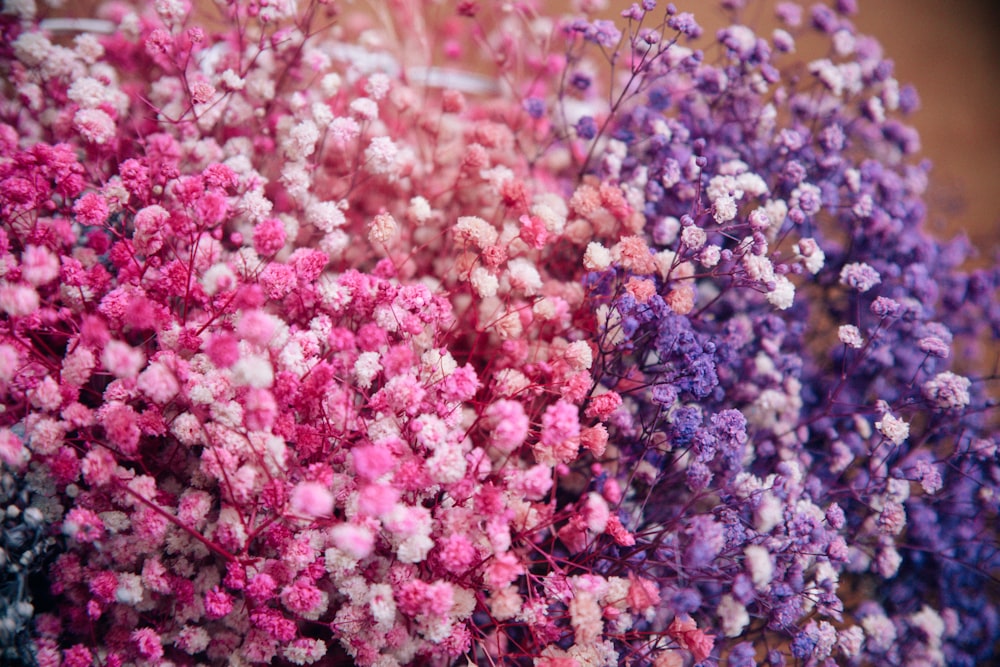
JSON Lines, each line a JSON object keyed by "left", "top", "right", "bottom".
{"left": 583, "top": 242, "right": 613, "bottom": 271}
{"left": 454, "top": 216, "right": 498, "bottom": 248}
{"left": 306, "top": 201, "right": 346, "bottom": 232}
{"left": 795, "top": 237, "right": 825, "bottom": 274}
{"left": 349, "top": 97, "right": 379, "bottom": 120}
{"left": 367, "top": 212, "right": 397, "bottom": 246}
{"left": 838, "top": 324, "right": 864, "bottom": 349}
{"left": 220, "top": 68, "right": 245, "bottom": 90}
{"left": 922, "top": 371, "right": 972, "bottom": 410}
{"left": 284, "top": 119, "right": 319, "bottom": 159}
{"left": 240, "top": 188, "right": 273, "bottom": 224}
{"left": 470, "top": 266, "right": 498, "bottom": 299}
{"left": 407, "top": 196, "right": 432, "bottom": 224}
{"left": 713, "top": 195, "right": 738, "bottom": 223}
{"left": 810, "top": 58, "right": 844, "bottom": 96}
{"left": 875, "top": 413, "right": 909, "bottom": 445}
{"left": 506, "top": 258, "right": 542, "bottom": 296}
{"left": 353, "top": 351, "right": 382, "bottom": 389}
{"left": 767, "top": 275, "right": 795, "bottom": 309}
{"left": 13, "top": 32, "right": 51, "bottom": 67}
{"left": 681, "top": 225, "right": 706, "bottom": 250}
{"left": 202, "top": 263, "right": 236, "bottom": 295}
{"left": 744, "top": 545, "right": 774, "bottom": 590}
{"left": 718, "top": 594, "right": 749, "bottom": 637}
{"left": 364, "top": 136, "right": 399, "bottom": 175}
{"left": 231, "top": 355, "right": 274, "bottom": 388}
{"left": 564, "top": 340, "right": 593, "bottom": 371}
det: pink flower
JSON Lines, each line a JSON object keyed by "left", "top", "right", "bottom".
{"left": 357, "top": 482, "right": 399, "bottom": 516}
{"left": 74, "top": 108, "right": 116, "bottom": 145}
{"left": 62, "top": 644, "right": 93, "bottom": 667}
{"left": 624, "top": 276, "right": 656, "bottom": 303}
{"left": 237, "top": 309, "right": 276, "bottom": 346}
{"left": 63, "top": 507, "right": 105, "bottom": 543}
{"left": 73, "top": 192, "right": 109, "bottom": 226}
{"left": 289, "top": 481, "right": 334, "bottom": 518}
{"left": 580, "top": 424, "right": 608, "bottom": 457}
{"left": 101, "top": 340, "right": 145, "bottom": 379}
{"left": 259, "top": 263, "right": 297, "bottom": 299}
{"left": 485, "top": 399, "right": 529, "bottom": 453}
{"left": 133, "top": 205, "right": 168, "bottom": 254}
{"left": 665, "top": 284, "right": 695, "bottom": 315}
{"left": 244, "top": 388, "right": 278, "bottom": 431}
{"left": 437, "top": 533, "right": 478, "bottom": 575}
{"left": 0, "top": 283, "right": 39, "bottom": 316}
{"left": 352, "top": 444, "right": 395, "bottom": 481}
{"left": 282, "top": 579, "right": 327, "bottom": 617}
{"left": 97, "top": 402, "right": 141, "bottom": 455}
{"left": 81, "top": 447, "right": 116, "bottom": 486}
{"left": 538, "top": 399, "right": 581, "bottom": 464}
{"left": 88, "top": 571, "right": 117, "bottom": 604}
{"left": 204, "top": 586, "right": 234, "bottom": 619}
{"left": 606, "top": 514, "right": 636, "bottom": 547}
{"left": 485, "top": 551, "right": 524, "bottom": 590}
{"left": 584, "top": 391, "right": 622, "bottom": 420}
{"left": 626, "top": 573, "right": 661, "bottom": 614}
{"left": 330, "top": 523, "right": 374, "bottom": 559}
{"left": 615, "top": 236, "right": 657, "bottom": 275}
{"left": 515, "top": 464, "right": 553, "bottom": 501}
{"left": 253, "top": 217, "right": 287, "bottom": 256}
{"left": 0, "top": 428, "right": 26, "bottom": 469}
{"left": 21, "top": 245, "right": 60, "bottom": 286}
{"left": 132, "top": 628, "right": 164, "bottom": 660}
{"left": 191, "top": 80, "right": 216, "bottom": 104}
{"left": 668, "top": 615, "right": 715, "bottom": 662}
{"left": 136, "top": 361, "right": 179, "bottom": 404}
{"left": 204, "top": 332, "right": 240, "bottom": 367}
{"left": 519, "top": 213, "right": 548, "bottom": 248}
{"left": 250, "top": 608, "right": 297, "bottom": 642}
{"left": 246, "top": 573, "right": 278, "bottom": 603}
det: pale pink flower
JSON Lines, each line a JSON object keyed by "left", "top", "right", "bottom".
{"left": 485, "top": 399, "right": 529, "bottom": 453}
{"left": 73, "top": 108, "right": 116, "bottom": 145}
{"left": 101, "top": 340, "right": 145, "bottom": 379}
{"left": 131, "top": 628, "right": 164, "bottom": 661}
{"left": 330, "top": 523, "right": 375, "bottom": 560}
{"left": 289, "top": 481, "right": 334, "bottom": 518}
{"left": 667, "top": 615, "right": 715, "bottom": 662}
{"left": 21, "top": 245, "right": 60, "bottom": 286}
{"left": 62, "top": 507, "right": 105, "bottom": 543}
{"left": 614, "top": 236, "right": 657, "bottom": 275}
{"left": 0, "top": 428, "right": 26, "bottom": 469}
{"left": 485, "top": 551, "right": 524, "bottom": 590}
{"left": 367, "top": 212, "right": 398, "bottom": 246}
{"left": 0, "top": 283, "right": 39, "bottom": 316}
{"left": 564, "top": 340, "right": 593, "bottom": 371}
{"left": 136, "top": 361, "right": 179, "bottom": 404}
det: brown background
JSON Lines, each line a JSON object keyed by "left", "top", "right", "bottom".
{"left": 853, "top": 0, "right": 1000, "bottom": 257}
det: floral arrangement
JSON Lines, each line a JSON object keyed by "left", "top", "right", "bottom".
{"left": 1, "top": 0, "right": 998, "bottom": 665}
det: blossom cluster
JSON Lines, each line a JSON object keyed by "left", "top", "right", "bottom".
{"left": 0, "top": 0, "right": 997, "bottom": 666}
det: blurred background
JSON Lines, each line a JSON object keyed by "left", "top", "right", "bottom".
{"left": 853, "top": 0, "right": 999, "bottom": 259}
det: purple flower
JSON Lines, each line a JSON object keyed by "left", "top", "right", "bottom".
{"left": 575, "top": 116, "right": 598, "bottom": 140}
{"left": 668, "top": 12, "right": 703, "bottom": 38}
{"left": 522, "top": 97, "right": 546, "bottom": 119}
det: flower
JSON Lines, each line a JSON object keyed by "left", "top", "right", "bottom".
{"left": 2, "top": 1, "right": 997, "bottom": 666}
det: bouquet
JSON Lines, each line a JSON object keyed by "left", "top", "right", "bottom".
{"left": 1, "top": 0, "right": 997, "bottom": 665}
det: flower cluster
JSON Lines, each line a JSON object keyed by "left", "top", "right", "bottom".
{"left": 0, "top": 0, "right": 997, "bottom": 666}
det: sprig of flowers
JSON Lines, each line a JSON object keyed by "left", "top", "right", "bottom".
{"left": 0, "top": 1, "right": 997, "bottom": 666}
